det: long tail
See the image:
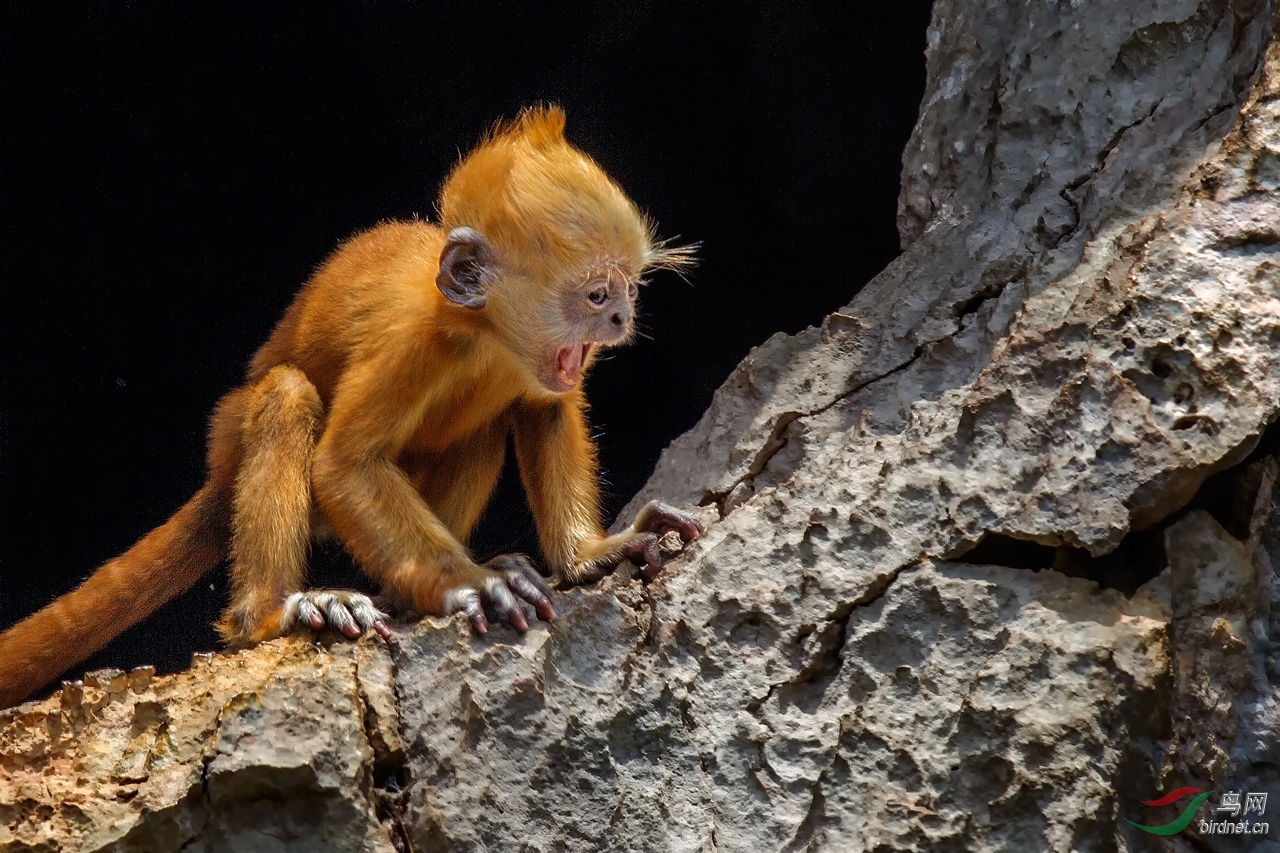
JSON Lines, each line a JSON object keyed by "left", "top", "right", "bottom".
{"left": 0, "top": 482, "right": 231, "bottom": 708}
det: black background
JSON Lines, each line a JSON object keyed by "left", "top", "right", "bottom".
{"left": 1, "top": 2, "right": 933, "bottom": 687}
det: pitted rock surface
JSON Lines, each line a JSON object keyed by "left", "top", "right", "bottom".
{"left": 2, "top": 3, "right": 1278, "bottom": 852}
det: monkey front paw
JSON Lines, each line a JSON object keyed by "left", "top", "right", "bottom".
{"left": 441, "top": 554, "right": 557, "bottom": 635}
{"left": 279, "top": 589, "right": 392, "bottom": 640}
{"left": 569, "top": 501, "right": 705, "bottom": 584}
{"left": 634, "top": 500, "right": 705, "bottom": 543}
{"left": 572, "top": 531, "right": 671, "bottom": 583}
{"left": 633, "top": 501, "right": 704, "bottom": 577}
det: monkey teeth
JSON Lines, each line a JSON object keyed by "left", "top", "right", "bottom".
{"left": 555, "top": 343, "right": 592, "bottom": 388}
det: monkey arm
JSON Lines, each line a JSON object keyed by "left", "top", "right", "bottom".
{"left": 573, "top": 501, "right": 705, "bottom": 583}
{"left": 512, "top": 392, "right": 607, "bottom": 579}
{"left": 514, "top": 393, "right": 703, "bottom": 585}
{"left": 312, "top": 352, "right": 553, "bottom": 633}
{"left": 313, "top": 443, "right": 471, "bottom": 598}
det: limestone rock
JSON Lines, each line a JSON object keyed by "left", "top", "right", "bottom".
{"left": 4, "top": 2, "right": 1280, "bottom": 852}
{"left": 1, "top": 639, "right": 399, "bottom": 852}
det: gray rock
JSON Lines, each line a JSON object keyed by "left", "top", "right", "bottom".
{"left": 3, "top": 2, "right": 1279, "bottom": 852}
{"left": 0, "top": 640, "right": 397, "bottom": 852}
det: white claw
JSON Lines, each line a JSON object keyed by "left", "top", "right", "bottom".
{"left": 279, "top": 590, "right": 388, "bottom": 636}
{"left": 325, "top": 597, "right": 357, "bottom": 634}
{"left": 294, "top": 596, "right": 325, "bottom": 630}
{"left": 349, "top": 598, "right": 385, "bottom": 630}
{"left": 444, "top": 588, "right": 483, "bottom": 618}
{"left": 484, "top": 577, "right": 518, "bottom": 612}
{"left": 508, "top": 573, "right": 539, "bottom": 600}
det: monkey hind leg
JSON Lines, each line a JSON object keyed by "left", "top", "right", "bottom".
{"left": 217, "top": 365, "right": 325, "bottom": 646}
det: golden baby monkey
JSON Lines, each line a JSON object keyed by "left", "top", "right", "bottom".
{"left": 0, "top": 106, "right": 702, "bottom": 707}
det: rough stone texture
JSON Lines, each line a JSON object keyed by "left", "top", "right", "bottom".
{"left": 1163, "top": 463, "right": 1280, "bottom": 837}
{"left": 623, "top": 0, "right": 1278, "bottom": 525}
{"left": 3, "top": 2, "right": 1280, "bottom": 852}
{"left": 0, "top": 639, "right": 400, "bottom": 852}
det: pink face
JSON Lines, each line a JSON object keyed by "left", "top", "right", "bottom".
{"left": 538, "top": 275, "right": 639, "bottom": 392}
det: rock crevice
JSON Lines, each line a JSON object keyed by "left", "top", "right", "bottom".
{"left": 3, "top": 3, "right": 1279, "bottom": 851}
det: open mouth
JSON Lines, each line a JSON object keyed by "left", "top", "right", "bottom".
{"left": 551, "top": 343, "right": 593, "bottom": 391}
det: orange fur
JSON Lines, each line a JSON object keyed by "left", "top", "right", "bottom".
{"left": 218, "top": 365, "right": 323, "bottom": 644}
{"left": 0, "top": 106, "right": 698, "bottom": 707}
{"left": 0, "top": 484, "right": 231, "bottom": 707}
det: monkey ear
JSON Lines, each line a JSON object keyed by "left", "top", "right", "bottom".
{"left": 437, "top": 227, "right": 493, "bottom": 309}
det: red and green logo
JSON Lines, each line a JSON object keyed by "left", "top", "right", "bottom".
{"left": 1126, "top": 788, "right": 1214, "bottom": 835}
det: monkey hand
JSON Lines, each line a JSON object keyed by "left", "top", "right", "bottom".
{"left": 440, "top": 554, "right": 557, "bottom": 635}
{"left": 566, "top": 501, "right": 704, "bottom": 585}
{"left": 277, "top": 589, "right": 392, "bottom": 640}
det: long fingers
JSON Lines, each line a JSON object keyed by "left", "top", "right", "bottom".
{"left": 622, "top": 532, "right": 664, "bottom": 580}
{"left": 490, "top": 554, "right": 557, "bottom": 622}
{"left": 444, "top": 588, "right": 489, "bottom": 635}
{"left": 488, "top": 554, "right": 557, "bottom": 624}
{"left": 292, "top": 595, "right": 326, "bottom": 631}
{"left": 484, "top": 574, "right": 527, "bottom": 632}
{"left": 443, "top": 556, "right": 558, "bottom": 635}
{"left": 507, "top": 570, "right": 557, "bottom": 622}
{"left": 638, "top": 501, "right": 705, "bottom": 542}
{"left": 281, "top": 590, "right": 392, "bottom": 639}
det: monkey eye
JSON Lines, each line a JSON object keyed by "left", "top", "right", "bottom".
{"left": 627, "top": 281, "right": 639, "bottom": 299}
{"left": 587, "top": 285, "right": 609, "bottom": 306}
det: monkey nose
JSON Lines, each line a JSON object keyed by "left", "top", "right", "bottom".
{"left": 610, "top": 313, "right": 624, "bottom": 327}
